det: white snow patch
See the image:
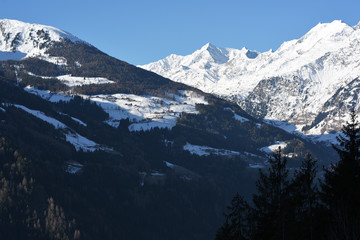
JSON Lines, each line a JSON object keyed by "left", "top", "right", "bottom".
{"left": 24, "top": 86, "right": 73, "bottom": 102}
{"left": 58, "top": 112, "right": 87, "bottom": 127}
{"left": 164, "top": 161, "right": 176, "bottom": 169}
{"left": 234, "top": 113, "right": 249, "bottom": 123}
{"left": 183, "top": 142, "right": 240, "bottom": 157}
{"left": 66, "top": 162, "right": 83, "bottom": 174}
{"left": 64, "top": 132, "right": 98, "bottom": 152}
{"left": 249, "top": 163, "right": 265, "bottom": 168}
{"left": 70, "top": 116, "right": 87, "bottom": 127}
{"left": 263, "top": 119, "right": 299, "bottom": 134}
{"left": 260, "top": 141, "right": 288, "bottom": 154}
{"left": 244, "top": 152, "right": 259, "bottom": 158}
{"left": 14, "top": 104, "right": 66, "bottom": 128}
{"left": 224, "top": 108, "right": 249, "bottom": 122}
{"left": 151, "top": 172, "right": 165, "bottom": 176}
{"left": 12, "top": 104, "right": 109, "bottom": 152}
{"left": 56, "top": 75, "right": 115, "bottom": 87}
{"left": 74, "top": 61, "right": 82, "bottom": 67}
{"left": 27, "top": 73, "right": 115, "bottom": 87}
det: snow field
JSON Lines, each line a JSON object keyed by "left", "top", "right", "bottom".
{"left": 12, "top": 104, "right": 108, "bottom": 152}
{"left": 224, "top": 107, "right": 249, "bottom": 122}
{"left": 24, "top": 86, "right": 208, "bottom": 132}
{"left": 183, "top": 142, "right": 241, "bottom": 157}
{"left": 26, "top": 73, "right": 115, "bottom": 87}
{"left": 259, "top": 141, "right": 288, "bottom": 154}
{"left": 90, "top": 90, "right": 208, "bottom": 131}
{"left": 24, "top": 86, "right": 73, "bottom": 102}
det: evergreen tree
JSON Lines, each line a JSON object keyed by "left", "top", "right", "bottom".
{"left": 0, "top": 138, "right": 41, "bottom": 239}
{"left": 289, "top": 153, "right": 318, "bottom": 240}
{"left": 321, "top": 110, "right": 360, "bottom": 239}
{"left": 215, "top": 220, "right": 233, "bottom": 240}
{"left": 44, "top": 197, "right": 80, "bottom": 240}
{"left": 252, "top": 147, "right": 289, "bottom": 240}
{"left": 215, "top": 193, "right": 250, "bottom": 240}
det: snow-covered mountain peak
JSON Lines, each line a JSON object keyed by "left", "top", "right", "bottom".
{"left": 197, "top": 43, "right": 229, "bottom": 64}
{"left": 0, "top": 19, "right": 85, "bottom": 61}
{"left": 301, "top": 20, "right": 353, "bottom": 41}
{"left": 141, "top": 20, "right": 360, "bottom": 141}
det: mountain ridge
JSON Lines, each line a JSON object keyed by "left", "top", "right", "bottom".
{"left": 140, "top": 20, "right": 360, "bottom": 141}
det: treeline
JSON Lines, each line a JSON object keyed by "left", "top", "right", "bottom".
{"left": 216, "top": 111, "right": 360, "bottom": 240}
{"left": 0, "top": 137, "right": 80, "bottom": 240}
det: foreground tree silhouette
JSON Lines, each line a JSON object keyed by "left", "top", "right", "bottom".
{"left": 252, "top": 148, "right": 289, "bottom": 240}
{"left": 215, "top": 193, "right": 250, "bottom": 240}
{"left": 216, "top": 149, "right": 321, "bottom": 240}
{"left": 321, "top": 110, "right": 360, "bottom": 239}
{"left": 288, "top": 153, "right": 318, "bottom": 240}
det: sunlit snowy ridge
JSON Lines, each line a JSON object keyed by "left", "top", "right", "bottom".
{"left": 0, "top": 19, "right": 86, "bottom": 64}
{"left": 141, "top": 20, "right": 360, "bottom": 143}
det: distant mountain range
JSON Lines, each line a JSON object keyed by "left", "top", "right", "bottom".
{"left": 141, "top": 20, "right": 360, "bottom": 143}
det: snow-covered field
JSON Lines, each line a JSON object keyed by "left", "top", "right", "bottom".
{"left": 24, "top": 86, "right": 208, "bottom": 132}
{"left": 224, "top": 108, "right": 250, "bottom": 123}
{"left": 12, "top": 104, "right": 109, "bottom": 152}
{"left": 90, "top": 90, "right": 208, "bottom": 131}
{"left": 183, "top": 142, "right": 241, "bottom": 157}
{"left": 27, "top": 73, "right": 115, "bottom": 87}
{"left": 183, "top": 143, "right": 268, "bottom": 168}
{"left": 259, "top": 141, "right": 288, "bottom": 154}
{"left": 24, "top": 86, "right": 73, "bottom": 102}
{"left": 57, "top": 75, "right": 115, "bottom": 87}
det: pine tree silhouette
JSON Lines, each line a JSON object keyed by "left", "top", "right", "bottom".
{"left": 321, "top": 110, "right": 360, "bottom": 239}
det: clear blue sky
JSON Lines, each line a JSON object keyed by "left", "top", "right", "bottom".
{"left": 1, "top": 0, "right": 360, "bottom": 65}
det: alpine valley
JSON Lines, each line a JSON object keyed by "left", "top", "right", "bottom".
{"left": 0, "top": 19, "right": 338, "bottom": 239}
{"left": 141, "top": 20, "right": 360, "bottom": 145}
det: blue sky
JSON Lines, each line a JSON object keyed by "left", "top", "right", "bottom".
{"left": 1, "top": 0, "right": 360, "bottom": 65}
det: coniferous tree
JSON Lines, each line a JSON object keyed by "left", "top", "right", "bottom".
{"left": 0, "top": 138, "right": 41, "bottom": 239}
{"left": 321, "top": 110, "right": 360, "bottom": 239}
{"left": 44, "top": 197, "right": 80, "bottom": 240}
{"left": 289, "top": 153, "right": 318, "bottom": 240}
{"left": 252, "top": 147, "right": 289, "bottom": 240}
{"left": 215, "top": 220, "right": 233, "bottom": 240}
{"left": 215, "top": 193, "right": 250, "bottom": 240}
